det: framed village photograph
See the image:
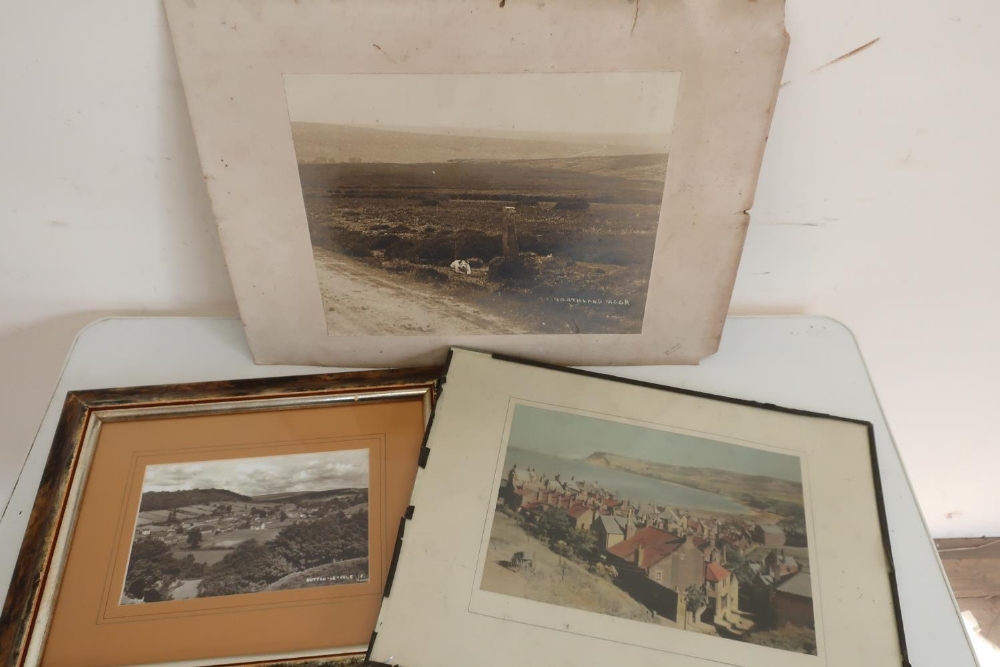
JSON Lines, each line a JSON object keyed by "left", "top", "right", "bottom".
{"left": 481, "top": 404, "right": 817, "bottom": 653}
{"left": 0, "top": 368, "right": 440, "bottom": 667}
{"left": 163, "top": 0, "right": 788, "bottom": 367}
{"left": 367, "top": 350, "right": 909, "bottom": 667}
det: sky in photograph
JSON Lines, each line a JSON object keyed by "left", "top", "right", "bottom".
{"left": 508, "top": 404, "right": 802, "bottom": 483}
{"left": 140, "top": 449, "right": 369, "bottom": 497}
{"left": 283, "top": 72, "right": 679, "bottom": 141}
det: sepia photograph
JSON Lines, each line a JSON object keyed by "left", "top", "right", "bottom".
{"left": 283, "top": 72, "right": 679, "bottom": 336}
{"left": 121, "top": 449, "right": 370, "bottom": 605}
{"left": 481, "top": 405, "right": 817, "bottom": 656}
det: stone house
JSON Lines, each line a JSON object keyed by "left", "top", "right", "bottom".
{"left": 765, "top": 550, "right": 800, "bottom": 580}
{"left": 592, "top": 511, "right": 635, "bottom": 550}
{"left": 773, "top": 571, "right": 814, "bottom": 628}
{"left": 658, "top": 508, "right": 687, "bottom": 535}
{"left": 566, "top": 504, "right": 594, "bottom": 530}
{"left": 753, "top": 523, "right": 786, "bottom": 547}
{"left": 705, "top": 562, "right": 740, "bottom": 626}
{"left": 606, "top": 527, "right": 706, "bottom": 622}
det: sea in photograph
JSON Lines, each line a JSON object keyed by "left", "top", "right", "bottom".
{"left": 502, "top": 446, "right": 749, "bottom": 514}
{"left": 484, "top": 407, "right": 815, "bottom": 657}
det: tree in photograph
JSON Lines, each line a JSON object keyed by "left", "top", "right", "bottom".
{"left": 212, "top": 503, "right": 233, "bottom": 517}
{"left": 684, "top": 584, "right": 709, "bottom": 629}
{"left": 186, "top": 528, "right": 203, "bottom": 548}
{"left": 563, "top": 524, "right": 597, "bottom": 560}
{"left": 529, "top": 508, "right": 595, "bottom": 561}
{"left": 191, "top": 505, "right": 369, "bottom": 599}
{"left": 725, "top": 550, "right": 756, "bottom": 586}
{"left": 740, "top": 577, "right": 777, "bottom": 630}
{"left": 270, "top": 509, "right": 368, "bottom": 571}
{"left": 197, "top": 539, "right": 293, "bottom": 597}
{"left": 588, "top": 562, "right": 619, "bottom": 582}
{"left": 551, "top": 539, "right": 571, "bottom": 558}
{"left": 140, "top": 488, "right": 249, "bottom": 512}
{"left": 125, "top": 560, "right": 171, "bottom": 603}
{"left": 533, "top": 507, "right": 572, "bottom": 541}
{"left": 123, "top": 537, "right": 205, "bottom": 603}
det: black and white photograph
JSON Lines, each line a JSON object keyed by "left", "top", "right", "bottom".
{"left": 482, "top": 405, "right": 817, "bottom": 656}
{"left": 121, "top": 449, "right": 370, "bottom": 605}
{"left": 284, "top": 72, "right": 679, "bottom": 336}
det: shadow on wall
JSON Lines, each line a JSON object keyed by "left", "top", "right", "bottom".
{"left": 0, "top": 308, "right": 236, "bottom": 517}
{"left": 963, "top": 612, "right": 1000, "bottom": 667}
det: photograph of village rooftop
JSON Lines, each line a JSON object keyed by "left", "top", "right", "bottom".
{"left": 120, "top": 449, "right": 370, "bottom": 605}
{"left": 481, "top": 405, "right": 817, "bottom": 656}
{"left": 283, "top": 72, "right": 679, "bottom": 336}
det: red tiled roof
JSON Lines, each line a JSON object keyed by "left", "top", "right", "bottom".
{"left": 642, "top": 543, "right": 683, "bottom": 568}
{"left": 705, "top": 562, "right": 732, "bottom": 583}
{"left": 607, "top": 527, "right": 683, "bottom": 568}
{"left": 567, "top": 504, "right": 591, "bottom": 519}
{"left": 635, "top": 527, "right": 680, "bottom": 545}
{"left": 604, "top": 499, "right": 623, "bottom": 508}
{"left": 606, "top": 542, "right": 629, "bottom": 559}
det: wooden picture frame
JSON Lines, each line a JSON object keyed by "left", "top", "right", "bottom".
{"left": 0, "top": 367, "right": 440, "bottom": 667}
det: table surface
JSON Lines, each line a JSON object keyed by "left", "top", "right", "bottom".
{"left": 0, "top": 316, "right": 977, "bottom": 666}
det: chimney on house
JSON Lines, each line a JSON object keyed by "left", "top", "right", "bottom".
{"left": 635, "top": 542, "right": 645, "bottom": 567}
{"left": 625, "top": 508, "right": 635, "bottom": 540}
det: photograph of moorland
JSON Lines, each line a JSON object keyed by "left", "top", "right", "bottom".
{"left": 482, "top": 405, "right": 817, "bottom": 656}
{"left": 283, "top": 73, "right": 679, "bottom": 336}
{"left": 121, "top": 449, "right": 369, "bottom": 605}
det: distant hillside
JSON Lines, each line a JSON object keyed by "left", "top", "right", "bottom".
{"left": 290, "top": 123, "right": 668, "bottom": 165}
{"left": 297, "top": 156, "right": 667, "bottom": 206}
{"left": 511, "top": 153, "right": 668, "bottom": 182}
{"left": 139, "top": 488, "right": 250, "bottom": 512}
{"left": 252, "top": 488, "right": 368, "bottom": 503}
{"left": 584, "top": 452, "right": 804, "bottom": 506}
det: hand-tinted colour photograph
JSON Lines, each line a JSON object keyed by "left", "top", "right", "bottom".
{"left": 482, "top": 405, "right": 817, "bottom": 656}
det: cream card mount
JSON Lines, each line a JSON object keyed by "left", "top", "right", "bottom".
{"left": 163, "top": 0, "right": 788, "bottom": 367}
{"left": 367, "top": 349, "right": 909, "bottom": 667}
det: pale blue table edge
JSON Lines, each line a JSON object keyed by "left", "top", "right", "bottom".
{"left": 0, "top": 315, "right": 977, "bottom": 666}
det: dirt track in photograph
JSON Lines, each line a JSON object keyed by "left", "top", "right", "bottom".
{"left": 296, "top": 124, "right": 667, "bottom": 336}
{"left": 314, "top": 247, "right": 527, "bottom": 336}
{"left": 481, "top": 512, "right": 678, "bottom": 627}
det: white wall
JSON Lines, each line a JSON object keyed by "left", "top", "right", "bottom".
{"left": 0, "top": 1, "right": 996, "bottom": 538}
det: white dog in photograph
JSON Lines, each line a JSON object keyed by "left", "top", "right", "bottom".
{"left": 450, "top": 259, "right": 472, "bottom": 275}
